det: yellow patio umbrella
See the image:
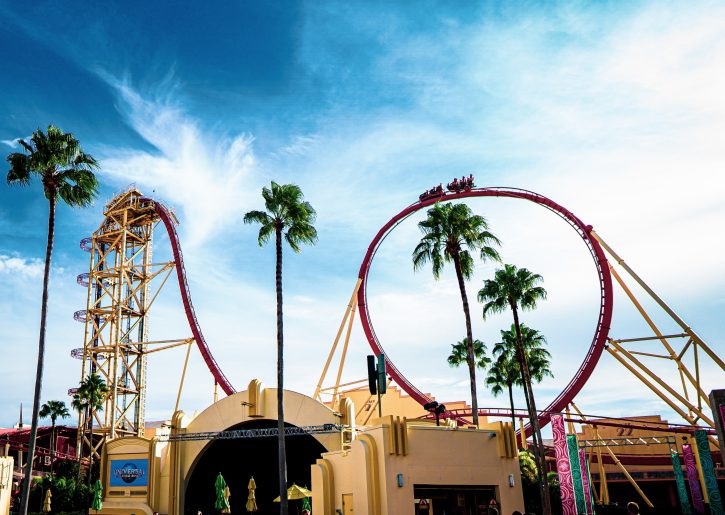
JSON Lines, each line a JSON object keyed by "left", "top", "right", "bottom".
{"left": 222, "top": 485, "right": 231, "bottom": 514}
{"left": 273, "top": 484, "right": 312, "bottom": 502}
{"left": 42, "top": 489, "right": 52, "bottom": 513}
{"left": 245, "top": 476, "right": 258, "bottom": 512}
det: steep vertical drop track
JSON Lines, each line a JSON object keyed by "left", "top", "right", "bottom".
{"left": 149, "top": 199, "right": 236, "bottom": 395}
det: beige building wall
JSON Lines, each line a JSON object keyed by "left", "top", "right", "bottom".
{"left": 313, "top": 419, "right": 525, "bottom": 515}
{"left": 0, "top": 457, "right": 13, "bottom": 515}
{"left": 94, "top": 380, "right": 525, "bottom": 515}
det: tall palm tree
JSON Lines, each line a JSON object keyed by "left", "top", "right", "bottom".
{"left": 72, "top": 373, "right": 108, "bottom": 485}
{"left": 413, "top": 202, "right": 500, "bottom": 426}
{"left": 6, "top": 125, "right": 99, "bottom": 515}
{"left": 478, "top": 264, "right": 551, "bottom": 515}
{"left": 487, "top": 324, "right": 553, "bottom": 444}
{"left": 244, "top": 182, "right": 317, "bottom": 515}
{"left": 39, "top": 400, "right": 70, "bottom": 469}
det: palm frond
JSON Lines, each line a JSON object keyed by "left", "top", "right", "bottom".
{"left": 247, "top": 182, "right": 317, "bottom": 252}
{"left": 458, "top": 250, "right": 475, "bottom": 280}
{"left": 447, "top": 338, "right": 489, "bottom": 369}
{"left": 6, "top": 153, "right": 32, "bottom": 185}
{"left": 414, "top": 202, "right": 500, "bottom": 283}
{"left": 6, "top": 126, "right": 99, "bottom": 207}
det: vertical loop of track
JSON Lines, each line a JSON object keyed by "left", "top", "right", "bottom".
{"left": 356, "top": 187, "right": 613, "bottom": 430}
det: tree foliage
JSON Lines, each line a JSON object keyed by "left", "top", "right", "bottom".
{"left": 6, "top": 125, "right": 99, "bottom": 206}
{"left": 447, "top": 338, "right": 490, "bottom": 369}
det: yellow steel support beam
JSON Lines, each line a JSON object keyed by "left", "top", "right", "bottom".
{"left": 593, "top": 230, "right": 725, "bottom": 372}
{"left": 313, "top": 279, "right": 362, "bottom": 401}
{"left": 607, "top": 341, "right": 715, "bottom": 428}
{"left": 174, "top": 340, "right": 193, "bottom": 415}
{"left": 570, "top": 403, "right": 650, "bottom": 507}
{"left": 608, "top": 264, "right": 698, "bottom": 408}
{"left": 332, "top": 293, "right": 359, "bottom": 408}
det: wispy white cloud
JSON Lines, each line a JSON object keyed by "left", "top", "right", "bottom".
{"left": 132, "top": 1, "right": 725, "bottom": 425}
{"left": 1, "top": 135, "right": 30, "bottom": 148}
{"left": 271, "top": 135, "right": 320, "bottom": 158}
{"left": 98, "top": 77, "right": 260, "bottom": 249}
{"left": 4, "top": 2, "right": 724, "bottom": 427}
{"left": 0, "top": 254, "right": 44, "bottom": 278}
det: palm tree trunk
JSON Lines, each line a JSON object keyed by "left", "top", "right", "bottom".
{"left": 88, "top": 393, "right": 94, "bottom": 486}
{"left": 452, "top": 254, "right": 479, "bottom": 427}
{"left": 19, "top": 195, "right": 55, "bottom": 515}
{"left": 510, "top": 301, "right": 551, "bottom": 515}
{"left": 51, "top": 420, "right": 56, "bottom": 475}
{"left": 77, "top": 409, "right": 86, "bottom": 480}
{"left": 507, "top": 384, "right": 518, "bottom": 446}
{"left": 275, "top": 226, "right": 289, "bottom": 515}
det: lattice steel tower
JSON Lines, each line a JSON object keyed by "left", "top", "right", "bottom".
{"left": 75, "top": 188, "right": 182, "bottom": 457}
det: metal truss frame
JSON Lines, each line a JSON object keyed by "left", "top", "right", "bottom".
{"left": 159, "top": 424, "right": 343, "bottom": 442}
{"left": 76, "top": 189, "right": 189, "bottom": 458}
{"left": 592, "top": 232, "right": 723, "bottom": 446}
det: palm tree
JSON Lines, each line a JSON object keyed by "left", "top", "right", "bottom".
{"left": 244, "top": 182, "right": 317, "bottom": 515}
{"left": 72, "top": 373, "right": 108, "bottom": 485}
{"left": 448, "top": 338, "right": 490, "bottom": 369}
{"left": 7, "top": 125, "right": 99, "bottom": 515}
{"left": 487, "top": 324, "right": 553, "bottom": 445}
{"left": 478, "top": 264, "right": 551, "bottom": 515}
{"left": 39, "top": 400, "right": 70, "bottom": 470}
{"left": 413, "top": 202, "right": 500, "bottom": 427}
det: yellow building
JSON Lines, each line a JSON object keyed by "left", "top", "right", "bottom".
{"left": 97, "top": 380, "right": 524, "bottom": 515}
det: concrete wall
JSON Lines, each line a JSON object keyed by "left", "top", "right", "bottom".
{"left": 178, "top": 387, "right": 341, "bottom": 483}
{"left": 97, "top": 436, "right": 155, "bottom": 515}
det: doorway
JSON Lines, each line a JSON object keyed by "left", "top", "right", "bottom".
{"left": 184, "top": 419, "right": 327, "bottom": 514}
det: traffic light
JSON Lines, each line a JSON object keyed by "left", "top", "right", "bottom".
{"left": 367, "top": 354, "right": 387, "bottom": 395}
{"left": 367, "top": 355, "right": 377, "bottom": 395}
{"left": 377, "top": 354, "right": 387, "bottom": 395}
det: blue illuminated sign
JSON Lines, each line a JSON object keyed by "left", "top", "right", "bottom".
{"left": 109, "top": 459, "right": 148, "bottom": 487}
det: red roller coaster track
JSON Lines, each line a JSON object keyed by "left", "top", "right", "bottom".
{"left": 146, "top": 187, "right": 614, "bottom": 426}
{"left": 151, "top": 200, "right": 237, "bottom": 395}
{"left": 356, "top": 187, "right": 614, "bottom": 431}
{"left": 127, "top": 189, "right": 714, "bottom": 469}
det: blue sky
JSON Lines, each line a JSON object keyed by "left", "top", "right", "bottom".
{"left": 1, "top": 1, "right": 723, "bottom": 429}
